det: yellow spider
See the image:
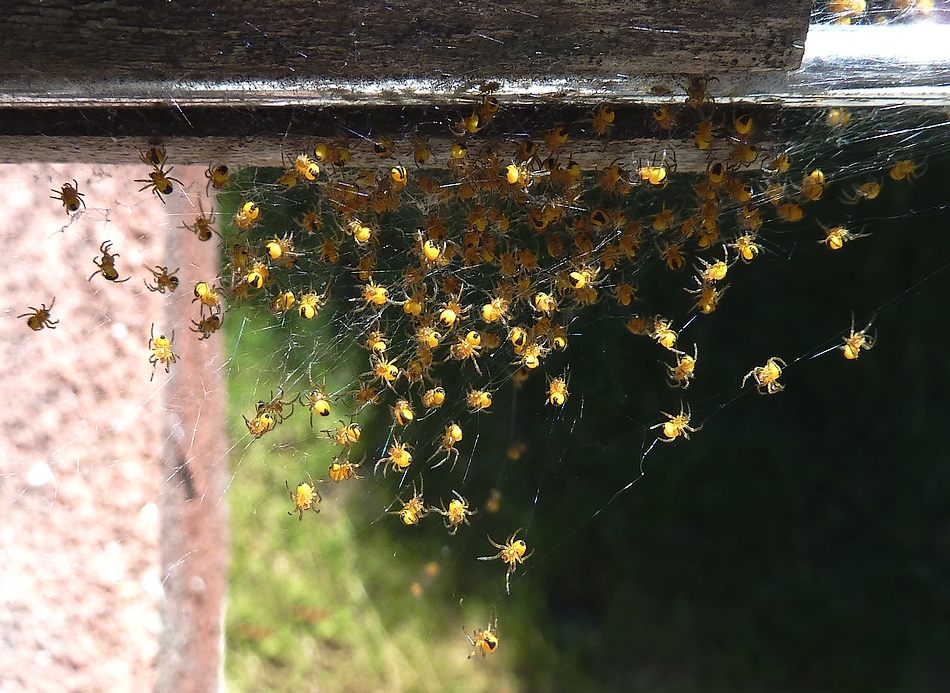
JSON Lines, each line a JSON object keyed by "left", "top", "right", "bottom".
{"left": 136, "top": 162, "right": 183, "bottom": 203}
{"left": 430, "top": 423, "right": 463, "bottom": 470}
{"left": 666, "top": 345, "right": 698, "bottom": 389}
{"left": 205, "top": 163, "right": 230, "bottom": 192}
{"left": 547, "top": 375, "right": 569, "bottom": 407}
{"left": 325, "top": 420, "right": 361, "bottom": 447}
{"left": 819, "top": 224, "right": 867, "bottom": 250}
{"left": 478, "top": 528, "right": 533, "bottom": 594}
{"left": 651, "top": 402, "right": 701, "bottom": 442}
{"left": 742, "top": 357, "right": 787, "bottom": 395}
{"left": 327, "top": 454, "right": 365, "bottom": 482}
{"left": 256, "top": 387, "right": 295, "bottom": 424}
{"left": 421, "top": 386, "right": 446, "bottom": 410}
{"left": 391, "top": 398, "right": 415, "bottom": 426}
{"left": 286, "top": 476, "right": 321, "bottom": 520}
{"left": 841, "top": 316, "right": 875, "bottom": 360}
{"left": 300, "top": 377, "right": 332, "bottom": 425}
{"left": 297, "top": 285, "right": 330, "bottom": 320}
{"left": 244, "top": 412, "right": 275, "bottom": 438}
{"left": 389, "top": 480, "right": 428, "bottom": 526}
{"left": 467, "top": 613, "right": 500, "bottom": 658}
{"left": 375, "top": 440, "right": 413, "bottom": 477}
{"left": 148, "top": 324, "right": 178, "bottom": 381}
{"left": 466, "top": 388, "right": 493, "bottom": 412}
{"left": 432, "top": 491, "right": 476, "bottom": 536}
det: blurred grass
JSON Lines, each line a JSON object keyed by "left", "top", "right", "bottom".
{"left": 222, "top": 303, "right": 524, "bottom": 692}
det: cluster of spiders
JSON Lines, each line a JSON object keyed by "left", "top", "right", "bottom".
{"left": 27, "top": 80, "right": 914, "bottom": 661}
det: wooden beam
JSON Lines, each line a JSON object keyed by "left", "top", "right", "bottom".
{"left": 1, "top": 1, "right": 809, "bottom": 85}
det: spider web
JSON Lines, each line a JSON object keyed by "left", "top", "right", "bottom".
{"left": 4, "top": 3, "right": 950, "bottom": 692}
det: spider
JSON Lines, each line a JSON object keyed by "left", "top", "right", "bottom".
{"left": 89, "top": 241, "right": 130, "bottom": 283}
{"left": 297, "top": 285, "right": 330, "bottom": 320}
{"left": 533, "top": 291, "right": 557, "bottom": 316}
{"left": 777, "top": 202, "right": 804, "bottom": 223}
{"left": 148, "top": 324, "right": 178, "bottom": 381}
{"left": 300, "top": 376, "right": 332, "bottom": 425}
{"left": 801, "top": 169, "right": 825, "bottom": 202}
{"left": 661, "top": 242, "right": 685, "bottom": 271}
{"left": 568, "top": 264, "right": 600, "bottom": 291}
{"left": 840, "top": 316, "right": 876, "bottom": 360}
{"left": 135, "top": 162, "right": 183, "bottom": 203}
{"left": 182, "top": 200, "right": 218, "bottom": 241}
{"left": 235, "top": 201, "right": 260, "bottom": 231}
{"left": 390, "top": 165, "right": 408, "bottom": 188}
{"left": 144, "top": 265, "right": 179, "bottom": 294}
{"left": 638, "top": 150, "right": 676, "bottom": 187}
{"left": 193, "top": 281, "right": 222, "bottom": 315}
{"left": 205, "top": 163, "right": 230, "bottom": 192}
{"left": 729, "top": 232, "right": 761, "bottom": 263}
{"left": 367, "top": 355, "right": 400, "bottom": 389}
{"left": 430, "top": 423, "right": 463, "bottom": 470}
{"left": 327, "top": 453, "right": 365, "bottom": 482}
{"left": 651, "top": 401, "right": 701, "bottom": 442}
{"left": 391, "top": 398, "right": 415, "bottom": 426}
{"left": 592, "top": 105, "right": 615, "bottom": 136}
{"left": 421, "top": 386, "right": 446, "bottom": 411}
{"left": 270, "top": 290, "right": 296, "bottom": 315}
{"left": 361, "top": 280, "right": 390, "bottom": 308}
{"left": 547, "top": 375, "right": 569, "bottom": 406}
{"left": 438, "top": 294, "right": 469, "bottom": 328}
{"left": 889, "top": 159, "right": 924, "bottom": 182}
{"left": 190, "top": 314, "right": 222, "bottom": 341}
{"left": 450, "top": 333, "right": 483, "bottom": 373}
{"left": 373, "top": 136, "right": 395, "bottom": 158}
{"left": 742, "top": 357, "right": 787, "bottom": 395}
{"left": 433, "top": 491, "right": 476, "bottom": 536}
{"left": 819, "top": 224, "right": 867, "bottom": 250}
{"left": 265, "top": 234, "right": 298, "bottom": 268}
{"left": 244, "top": 412, "right": 275, "bottom": 438}
{"left": 350, "top": 378, "right": 382, "bottom": 412}
{"left": 694, "top": 118, "right": 716, "bottom": 149}
{"left": 286, "top": 475, "right": 321, "bottom": 520}
{"left": 256, "top": 388, "right": 295, "bottom": 424}
{"left": 139, "top": 146, "right": 167, "bottom": 167}
{"left": 466, "top": 388, "right": 493, "bottom": 412}
{"left": 467, "top": 613, "right": 500, "bottom": 658}
{"left": 694, "top": 247, "right": 732, "bottom": 283}
{"left": 51, "top": 180, "right": 85, "bottom": 214}
{"left": 666, "top": 345, "right": 698, "bottom": 389}
{"left": 412, "top": 136, "right": 431, "bottom": 166}
{"left": 730, "top": 141, "right": 758, "bottom": 167}
{"left": 389, "top": 479, "right": 428, "bottom": 526}
{"left": 478, "top": 528, "right": 533, "bottom": 594}
{"left": 841, "top": 180, "right": 881, "bottom": 205}
{"left": 292, "top": 153, "right": 320, "bottom": 181}
{"left": 245, "top": 261, "right": 269, "bottom": 290}
{"left": 375, "top": 440, "right": 413, "bottom": 477}
{"left": 653, "top": 104, "right": 676, "bottom": 130}
{"left": 18, "top": 298, "right": 59, "bottom": 331}
{"left": 685, "top": 75, "right": 716, "bottom": 109}
{"left": 326, "top": 420, "right": 361, "bottom": 447}
{"left": 651, "top": 317, "right": 678, "bottom": 350}
{"left": 686, "top": 277, "right": 726, "bottom": 315}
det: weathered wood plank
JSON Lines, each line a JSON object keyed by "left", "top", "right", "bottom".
{"left": 1, "top": 0, "right": 810, "bottom": 84}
